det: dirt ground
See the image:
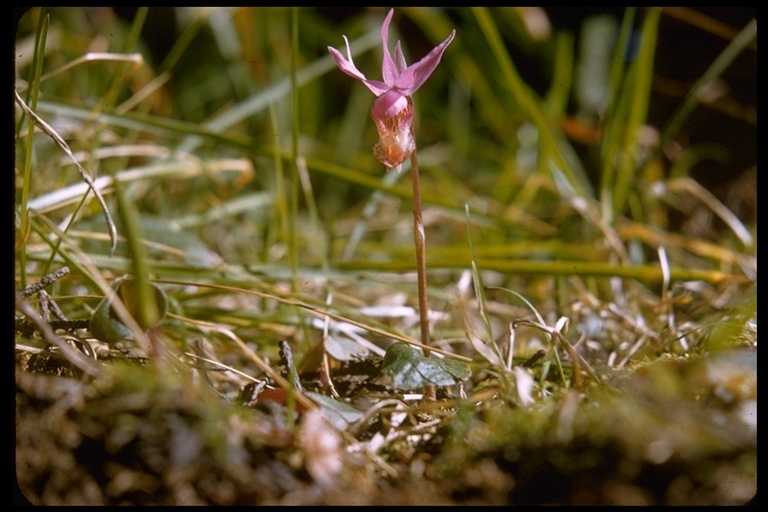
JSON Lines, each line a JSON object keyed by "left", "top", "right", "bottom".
{"left": 14, "top": 345, "right": 757, "bottom": 505}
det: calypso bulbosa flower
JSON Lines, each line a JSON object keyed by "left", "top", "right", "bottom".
{"left": 328, "top": 9, "right": 455, "bottom": 170}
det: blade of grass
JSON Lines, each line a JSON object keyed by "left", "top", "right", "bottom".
{"left": 113, "top": 178, "right": 161, "bottom": 332}
{"left": 35, "top": 101, "right": 254, "bottom": 147}
{"left": 464, "top": 205, "right": 499, "bottom": 362}
{"left": 16, "top": 9, "right": 50, "bottom": 288}
{"left": 20, "top": 52, "right": 144, "bottom": 87}
{"left": 662, "top": 177, "right": 753, "bottom": 248}
{"left": 341, "top": 169, "right": 404, "bottom": 261}
{"left": 652, "top": 18, "right": 757, "bottom": 165}
{"left": 301, "top": 155, "right": 557, "bottom": 236}
{"left": 15, "top": 90, "right": 118, "bottom": 256}
{"left": 488, "top": 286, "right": 566, "bottom": 384}
{"left": 544, "top": 31, "right": 574, "bottom": 117}
{"left": 611, "top": 8, "right": 660, "bottom": 219}
{"left": 155, "top": 277, "right": 473, "bottom": 363}
{"left": 598, "top": 8, "right": 636, "bottom": 222}
{"left": 16, "top": 296, "right": 103, "bottom": 378}
{"left": 289, "top": 7, "right": 313, "bottom": 357}
{"left": 27, "top": 158, "right": 249, "bottom": 214}
{"left": 405, "top": 8, "right": 515, "bottom": 148}
{"left": 338, "top": 257, "right": 749, "bottom": 285}
{"left": 600, "top": 7, "right": 635, "bottom": 141}
{"left": 29, "top": 214, "right": 152, "bottom": 350}
{"left": 101, "top": 7, "right": 148, "bottom": 111}
{"left": 472, "top": 7, "right": 592, "bottom": 198}
{"left": 289, "top": 6, "right": 300, "bottom": 290}
{"left": 175, "top": 24, "right": 382, "bottom": 154}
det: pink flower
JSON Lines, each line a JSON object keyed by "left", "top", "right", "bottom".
{"left": 328, "top": 9, "right": 455, "bottom": 170}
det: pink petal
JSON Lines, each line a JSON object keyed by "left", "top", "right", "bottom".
{"left": 330, "top": 9, "right": 455, "bottom": 98}
{"left": 327, "top": 37, "right": 366, "bottom": 82}
{"left": 328, "top": 37, "right": 389, "bottom": 96}
{"left": 371, "top": 90, "right": 410, "bottom": 121}
{"left": 380, "top": 9, "right": 399, "bottom": 87}
{"left": 361, "top": 79, "right": 393, "bottom": 97}
{"left": 393, "top": 41, "right": 408, "bottom": 75}
{"left": 396, "top": 29, "right": 455, "bottom": 95}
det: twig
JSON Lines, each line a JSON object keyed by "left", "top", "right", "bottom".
{"left": 15, "top": 296, "right": 102, "bottom": 379}
{"left": 15, "top": 266, "right": 70, "bottom": 300}
{"left": 279, "top": 340, "right": 303, "bottom": 392}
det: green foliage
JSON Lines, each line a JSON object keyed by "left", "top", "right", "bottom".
{"left": 305, "top": 391, "right": 365, "bottom": 429}
{"left": 89, "top": 275, "right": 168, "bottom": 342}
{"left": 382, "top": 342, "right": 471, "bottom": 389}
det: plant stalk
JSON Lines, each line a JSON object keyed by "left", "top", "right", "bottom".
{"left": 409, "top": 148, "right": 430, "bottom": 354}
{"left": 410, "top": 147, "right": 436, "bottom": 401}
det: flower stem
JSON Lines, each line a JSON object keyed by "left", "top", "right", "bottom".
{"left": 410, "top": 148, "right": 436, "bottom": 401}
{"left": 409, "top": 148, "right": 430, "bottom": 354}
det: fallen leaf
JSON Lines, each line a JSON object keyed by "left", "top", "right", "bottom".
{"left": 299, "top": 409, "right": 344, "bottom": 489}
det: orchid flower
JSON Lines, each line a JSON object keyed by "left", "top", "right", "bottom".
{"left": 328, "top": 9, "right": 455, "bottom": 170}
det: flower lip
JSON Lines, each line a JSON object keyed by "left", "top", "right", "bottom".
{"left": 372, "top": 90, "right": 410, "bottom": 121}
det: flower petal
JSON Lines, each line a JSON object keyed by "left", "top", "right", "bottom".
{"left": 393, "top": 41, "right": 408, "bottom": 75}
{"left": 380, "top": 9, "right": 400, "bottom": 86}
{"left": 327, "top": 36, "right": 366, "bottom": 81}
{"left": 328, "top": 36, "right": 390, "bottom": 96}
{"left": 361, "top": 79, "right": 393, "bottom": 97}
{"left": 371, "top": 90, "right": 410, "bottom": 121}
{"left": 396, "top": 29, "right": 455, "bottom": 95}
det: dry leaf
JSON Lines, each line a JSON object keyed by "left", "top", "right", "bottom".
{"left": 299, "top": 409, "right": 344, "bottom": 488}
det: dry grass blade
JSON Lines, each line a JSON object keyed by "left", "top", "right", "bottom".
{"left": 35, "top": 52, "right": 143, "bottom": 85}
{"left": 15, "top": 296, "right": 102, "bottom": 379}
{"left": 170, "top": 313, "right": 317, "bottom": 411}
{"left": 15, "top": 89, "right": 118, "bottom": 255}
{"left": 156, "top": 277, "right": 473, "bottom": 363}
{"left": 512, "top": 317, "right": 599, "bottom": 388}
{"left": 665, "top": 177, "right": 753, "bottom": 248}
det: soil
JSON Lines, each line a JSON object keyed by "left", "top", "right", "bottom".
{"left": 14, "top": 344, "right": 757, "bottom": 505}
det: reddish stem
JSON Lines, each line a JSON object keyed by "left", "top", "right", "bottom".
{"left": 409, "top": 148, "right": 430, "bottom": 355}
{"left": 410, "top": 148, "right": 436, "bottom": 401}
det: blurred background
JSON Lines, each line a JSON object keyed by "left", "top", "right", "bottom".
{"left": 15, "top": 7, "right": 756, "bottom": 239}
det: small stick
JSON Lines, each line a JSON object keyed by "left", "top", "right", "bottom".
{"left": 15, "top": 266, "right": 70, "bottom": 300}
{"left": 15, "top": 296, "right": 102, "bottom": 378}
{"left": 279, "top": 340, "right": 303, "bottom": 392}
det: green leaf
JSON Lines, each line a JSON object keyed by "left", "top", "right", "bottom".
{"left": 305, "top": 392, "right": 365, "bottom": 430}
{"left": 89, "top": 275, "right": 168, "bottom": 343}
{"left": 381, "top": 343, "right": 471, "bottom": 389}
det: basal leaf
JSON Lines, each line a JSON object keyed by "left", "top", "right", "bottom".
{"left": 440, "top": 357, "right": 473, "bottom": 380}
{"left": 381, "top": 343, "right": 471, "bottom": 389}
{"left": 89, "top": 276, "right": 168, "bottom": 343}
